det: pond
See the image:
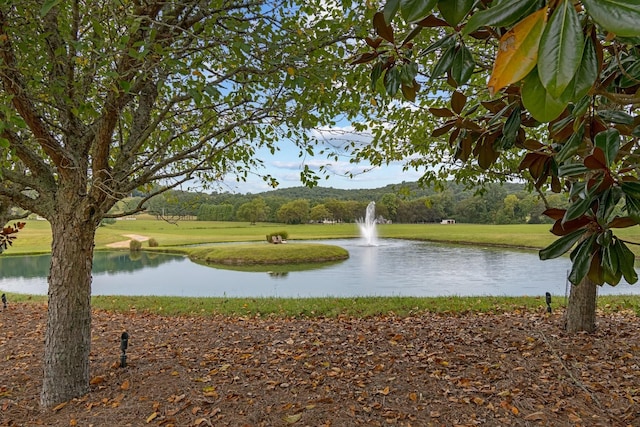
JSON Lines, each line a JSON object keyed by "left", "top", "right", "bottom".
{"left": 0, "top": 239, "right": 638, "bottom": 298}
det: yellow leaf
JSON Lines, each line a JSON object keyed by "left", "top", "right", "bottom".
{"left": 488, "top": 7, "right": 548, "bottom": 96}
{"left": 120, "top": 379, "right": 130, "bottom": 390}
{"left": 146, "top": 412, "right": 158, "bottom": 423}
{"left": 69, "top": 419, "right": 77, "bottom": 426}
{"left": 287, "top": 67, "right": 296, "bottom": 76}
{"left": 283, "top": 413, "right": 302, "bottom": 424}
{"left": 379, "top": 386, "right": 390, "bottom": 396}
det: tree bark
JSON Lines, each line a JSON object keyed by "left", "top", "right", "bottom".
{"left": 565, "top": 276, "right": 598, "bottom": 333}
{"left": 40, "top": 213, "right": 96, "bottom": 407}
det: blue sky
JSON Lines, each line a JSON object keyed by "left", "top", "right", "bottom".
{"left": 220, "top": 132, "right": 425, "bottom": 194}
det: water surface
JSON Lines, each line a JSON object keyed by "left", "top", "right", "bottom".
{"left": 0, "top": 239, "right": 638, "bottom": 297}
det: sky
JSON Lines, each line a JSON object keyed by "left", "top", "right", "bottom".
{"left": 219, "top": 130, "right": 425, "bottom": 194}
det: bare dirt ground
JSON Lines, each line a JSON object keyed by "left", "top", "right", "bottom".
{"left": 1, "top": 303, "right": 639, "bottom": 427}
{"left": 106, "top": 234, "right": 150, "bottom": 249}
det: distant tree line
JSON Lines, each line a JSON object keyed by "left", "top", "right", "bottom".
{"left": 121, "top": 181, "right": 571, "bottom": 225}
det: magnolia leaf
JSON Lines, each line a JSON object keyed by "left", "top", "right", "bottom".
{"left": 437, "top": 0, "right": 474, "bottom": 26}
{"left": 581, "top": 0, "right": 640, "bottom": 37}
{"left": 450, "top": 44, "right": 475, "bottom": 86}
{"left": 563, "top": 195, "right": 593, "bottom": 223}
{"left": 614, "top": 239, "right": 638, "bottom": 283}
{"left": 451, "top": 91, "right": 466, "bottom": 114}
{"left": 488, "top": 7, "right": 547, "bottom": 96}
{"left": 430, "top": 45, "right": 455, "bottom": 80}
{"left": 569, "top": 36, "right": 598, "bottom": 101}
{"left": 373, "top": 12, "right": 394, "bottom": 43}
{"left": 384, "top": 0, "right": 401, "bottom": 24}
{"left": 521, "top": 68, "right": 569, "bottom": 122}
{"left": 40, "top": 0, "right": 62, "bottom": 17}
{"left": 400, "top": 0, "right": 438, "bottom": 23}
{"left": 539, "top": 227, "right": 585, "bottom": 260}
{"left": 538, "top": 0, "right": 584, "bottom": 98}
{"left": 593, "top": 129, "right": 620, "bottom": 166}
{"left": 609, "top": 216, "right": 638, "bottom": 228}
{"left": 463, "top": 0, "right": 539, "bottom": 36}
{"left": 601, "top": 245, "right": 622, "bottom": 285}
{"left": 555, "top": 124, "right": 584, "bottom": 163}
{"left": 568, "top": 234, "right": 596, "bottom": 285}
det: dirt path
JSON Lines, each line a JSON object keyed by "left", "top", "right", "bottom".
{"left": 1, "top": 303, "right": 639, "bottom": 426}
{"left": 105, "top": 234, "right": 150, "bottom": 249}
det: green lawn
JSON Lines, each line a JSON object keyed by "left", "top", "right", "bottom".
{"left": 10, "top": 218, "right": 640, "bottom": 255}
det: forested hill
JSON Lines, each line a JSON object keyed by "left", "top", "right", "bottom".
{"left": 124, "top": 180, "right": 566, "bottom": 225}
{"left": 254, "top": 181, "right": 527, "bottom": 202}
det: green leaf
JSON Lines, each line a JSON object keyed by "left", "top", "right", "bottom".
{"left": 581, "top": 0, "right": 640, "bottom": 37}
{"left": 555, "top": 124, "right": 584, "bottom": 163}
{"left": 400, "top": 0, "right": 438, "bottom": 23}
{"left": 450, "top": 44, "right": 474, "bottom": 86}
{"left": 597, "top": 110, "right": 634, "bottom": 125}
{"left": 568, "top": 234, "right": 596, "bottom": 285}
{"left": 621, "top": 181, "right": 640, "bottom": 199}
{"left": 430, "top": 45, "right": 455, "bottom": 80}
{"left": 420, "top": 33, "right": 454, "bottom": 56}
{"left": 601, "top": 244, "right": 622, "bottom": 285}
{"left": 463, "top": 0, "right": 539, "bottom": 36}
{"left": 384, "top": 0, "right": 401, "bottom": 24}
{"left": 521, "top": 68, "right": 569, "bottom": 122}
{"left": 538, "top": 0, "right": 584, "bottom": 98}
{"left": 40, "top": 0, "right": 62, "bottom": 17}
{"left": 624, "top": 192, "right": 640, "bottom": 222}
{"left": 614, "top": 239, "right": 638, "bottom": 284}
{"left": 371, "top": 62, "right": 385, "bottom": 91}
{"left": 563, "top": 194, "right": 593, "bottom": 223}
{"left": 593, "top": 129, "right": 620, "bottom": 166}
{"left": 539, "top": 227, "right": 586, "bottom": 260}
{"left": 437, "top": 0, "right": 474, "bottom": 26}
{"left": 384, "top": 66, "right": 402, "bottom": 96}
{"left": 568, "top": 36, "right": 598, "bottom": 101}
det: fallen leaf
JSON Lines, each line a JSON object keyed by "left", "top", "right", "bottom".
{"left": 145, "top": 412, "right": 158, "bottom": 423}
{"left": 120, "top": 379, "right": 130, "bottom": 390}
{"left": 283, "top": 413, "right": 302, "bottom": 424}
{"left": 52, "top": 401, "right": 68, "bottom": 412}
{"left": 89, "top": 376, "right": 105, "bottom": 385}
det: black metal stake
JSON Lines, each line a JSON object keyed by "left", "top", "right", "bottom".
{"left": 1, "top": 293, "right": 6, "bottom": 310}
{"left": 120, "top": 332, "right": 129, "bottom": 368}
{"left": 545, "top": 292, "right": 552, "bottom": 314}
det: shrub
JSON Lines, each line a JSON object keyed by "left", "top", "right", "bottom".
{"left": 129, "top": 239, "right": 142, "bottom": 251}
{"left": 148, "top": 238, "right": 159, "bottom": 247}
{"left": 100, "top": 218, "right": 116, "bottom": 226}
{"left": 266, "top": 231, "right": 289, "bottom": 243}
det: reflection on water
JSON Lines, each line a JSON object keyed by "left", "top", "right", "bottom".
{"left": 0, "top": 239, "right": 638, "bottom": 297}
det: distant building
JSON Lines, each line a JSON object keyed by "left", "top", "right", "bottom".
{"left": 440, "top": 219, "right": 455, "bottom": 224}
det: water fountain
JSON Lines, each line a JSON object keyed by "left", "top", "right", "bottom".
{"left": 357, "top": 201, "right": 378, "bottom": 246}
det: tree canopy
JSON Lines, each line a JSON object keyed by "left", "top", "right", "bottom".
{"left": 353, "top": 0, "right": 640, "bottom": 331}
{"left": 0, "top": 0, "right": 369, "bottom": 407}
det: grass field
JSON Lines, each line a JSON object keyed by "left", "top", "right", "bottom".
{"left": 10, "top": 217, "right": 640, "bottom": 254}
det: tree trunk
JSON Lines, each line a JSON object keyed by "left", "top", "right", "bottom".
{"left": 565, "top": 276, "right": 598, "bottom": 333}
{"left": 40, "top": 214, "right": 96, "bottom": 407}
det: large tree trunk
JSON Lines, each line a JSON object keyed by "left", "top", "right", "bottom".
{"left": 565, "top": 276, "right": 598, "bottom": 333}
{"left": 40, "top": 212, "right": 96, "bottom": 407}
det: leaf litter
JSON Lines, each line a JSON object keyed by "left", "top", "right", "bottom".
{"left": 0, "top": 303, "right": 639, "bottom": 426}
